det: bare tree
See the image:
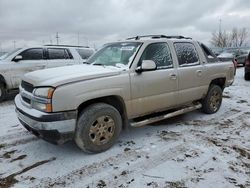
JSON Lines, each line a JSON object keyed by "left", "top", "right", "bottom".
{"left": 210, "top": 30, "right": 229, "bottom": 48}
{"left": 211, "top": 27, "right": 248, "bottom": 48}
{"left": 229, "top": 28, "right": 238, "bottom": 47}
{"left": 211, "top": 32, "right": 220, "bottom": 47}
{"left": 238, "top": 28, "right": 248, "bottom": 47}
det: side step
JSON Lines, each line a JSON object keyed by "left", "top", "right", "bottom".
{"left": 130, "top": 103, "right": 202, "bottom": 128}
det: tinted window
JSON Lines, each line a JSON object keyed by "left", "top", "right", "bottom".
{"left": 174, "top": 43, "right": 199, "bottom": 66}
{"left": 48, "top": 48, "right": 68, "bottom": 59}
{"left": 19, "top": 48, "right": 43, "bottom": 60}
{"left": 65, "top": 49, "right": 73, "bottom": 59}
{"left": 140, "top": 43, "right": 173, "bottom": 69}
{"left": 76, "top": 49, "right": 94, "bottom": 59}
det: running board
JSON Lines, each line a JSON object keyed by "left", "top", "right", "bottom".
{"left": 130, "top": 103, "right": 202, "bottom": 128}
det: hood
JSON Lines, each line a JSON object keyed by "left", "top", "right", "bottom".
{"left": 0, "top": 60, "right": 11, "bottom": 71}
{"left": 0, "top": 60, "right": 10, "bottom": 64}
{"left": 23, "top": 64, "right": 122, "bottom": 87}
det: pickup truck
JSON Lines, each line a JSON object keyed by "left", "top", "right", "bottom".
{"left": 0, "top": 45, "right": 94, "bottom": 101}
{"left": 15, "top": 35, "right": 235, "bottom": 153}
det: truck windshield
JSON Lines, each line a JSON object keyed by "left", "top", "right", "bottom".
{"left": 88, "top": 42, "right": 141, "bottom": 67}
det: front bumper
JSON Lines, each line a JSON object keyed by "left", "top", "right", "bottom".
{"left": 15, "top": 95, "right": 77, "bottom": 144}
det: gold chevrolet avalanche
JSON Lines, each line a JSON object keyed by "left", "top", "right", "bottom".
{"left": 15, "top": 35, "right": 235, "bottom": 153}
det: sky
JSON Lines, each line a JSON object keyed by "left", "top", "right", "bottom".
{"left": 0, "top": 0, "right": 250, "bottom": 51}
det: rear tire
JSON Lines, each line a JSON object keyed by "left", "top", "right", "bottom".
{"left": 201, "top": 85, "right": 222, "bottom": 114}
{"left": 245, "top": 73, "right": 250, "bottom": 81}
{"left": 0, "top": 83, "right": 7, "bottom": 102}
{"left": 75, "top": 103, "right": 122, "bottom": 153}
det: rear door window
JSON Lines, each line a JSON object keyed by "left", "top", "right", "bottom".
{"left": 19, "top": 48, "right": 43, "bottom": 60}
{"left": 174, "top": 42, "right": 199, "bottom": 66}
{"left": 47, "top": 48, "right": 71, "bottom": 59}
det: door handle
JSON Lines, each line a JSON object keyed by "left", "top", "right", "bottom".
{"left": 170, "top": 73, "right": 177, "bottom": 80}
{"left": 196, "top": 70, "right": 202, "bottom": 76}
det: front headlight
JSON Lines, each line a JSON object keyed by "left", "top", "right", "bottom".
{"left": 32, "top": 87, "right": 55, "bottom": 112}
{"left": 33, "top": 101, "right": 47, "bottom": 112}
{"left": 33, "top": 87, "right": 54, "bottom": 99}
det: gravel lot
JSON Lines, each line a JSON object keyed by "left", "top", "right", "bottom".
{"left": 0, "top": 67, "right": 249, "bottom": 188}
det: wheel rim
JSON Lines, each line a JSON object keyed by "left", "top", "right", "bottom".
{"left": 209, "top": 90, "right": 221, "bottom": 112}
{"left": 89, "top": 115, "right": 115, "bottom": 145}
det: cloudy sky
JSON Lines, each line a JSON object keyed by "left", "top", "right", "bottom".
{"left": 0, "top": 0, "right": 250, "bottom": 51}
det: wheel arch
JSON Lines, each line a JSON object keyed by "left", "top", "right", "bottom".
{"left": 209, "top": 77, "right": 226, "bottom": 89}
{"left": 77, "top": 95, "right": 128, "bottom": 129}
{"left": 0, "top": 75, "right": 6, "bottom": 87}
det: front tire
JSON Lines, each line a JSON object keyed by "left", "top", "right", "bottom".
{"left": 75, "top": 103, "right": 122, "bottom": 153}
{"left": 201, "top": 85, "right": 223, "bottom": 114}
{"left": 0, "top": 83, "right": 7, "bottom": 102}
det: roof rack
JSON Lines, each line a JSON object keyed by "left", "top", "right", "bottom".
{"left": 44, "top": 44, "right": 90, "bottom": 48}
{"left": 126, "top": 35, "right": 192, "bottom": 40}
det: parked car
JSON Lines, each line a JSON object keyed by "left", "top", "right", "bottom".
{"left": 210, "top": 47, "right": 223, "bottom": 56}
{"left": 218, "top": 48, "right": 249, "bottom": 66}
{"left": 236, "top": 49, "right": 250, "bottom": 67}
{"left": 245, "top": 52, "right": 250, "bottom": 80}
{"left": 217, "top": 48, "right": 237, "bottom": 62}
{"left": 0, "top": 45, "right": 95, "bottom": 101}
{"left": 15, "top": 35, "right": 235, "bottom": 153}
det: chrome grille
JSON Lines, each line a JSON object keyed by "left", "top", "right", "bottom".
{"left": 20, "top": 81, "right": 34, "bottom": 105}
{"left": 21, "top": 81, "right": 34, "bottom": 93}
{"left": 21, "top": 96, "right": 31, "bottom": 104}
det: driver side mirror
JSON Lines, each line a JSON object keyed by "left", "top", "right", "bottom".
{"left": 13, "top": 55, "right": 22, "bottom": 62}
{"left": 135, "top": 60, "right": 157, "bottom": 73}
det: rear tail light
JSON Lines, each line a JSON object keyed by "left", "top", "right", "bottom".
{"left": 233, "top": 59, "right": 237, "bottom": 68}
{"left": 246, "top": 59, "right": 250, "bottom": 66}
{"left": 232, "top": 59, "right": 237, "bottom": 75}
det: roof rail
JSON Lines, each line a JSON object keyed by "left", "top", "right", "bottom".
{"left": 126, "top": 35, "right": 192, "bottom": 40}
{"left": 44, "top": 44, "right": 90, "bottom": 48}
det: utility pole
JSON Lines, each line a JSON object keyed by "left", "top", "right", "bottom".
{"left": 218, "top": 19, "right": 222, "bottom": 47}
{"left": 49, "top": 36, "right": 53, "bottom": 45}
{"left": 85, "top": 37, "right": 89, "bottom": 47}
{"left": 219, "top": 19, "right": 222, "bottom": 34}
{"left": 56, "top": 32, "right": 59, "bottom": 45}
